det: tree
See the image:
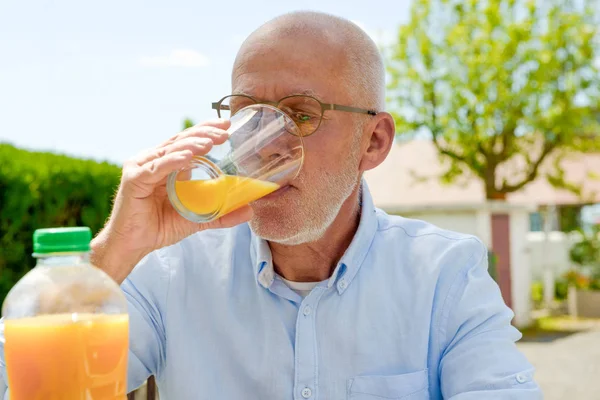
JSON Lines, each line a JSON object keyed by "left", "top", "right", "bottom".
{"left": 183, "top": 118, "right": 195, "bottom": 129}
{"left": 388, "top": 0, "right": 600, "bottom": 200}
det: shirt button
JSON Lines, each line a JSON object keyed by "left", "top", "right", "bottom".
{"left": 301, "top": 387, "right": 312, "bottom": 398}
{"left": 303, "top": 306, "right": 311, "bottom": 316}
{"left": 516, "top": 374, "right": 527, "bottom": 383}
{"left": 338, "top": 279, "right": 347, "bottom": 290}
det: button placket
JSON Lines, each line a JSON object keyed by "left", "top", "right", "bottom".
{"left": 293, "top": 288, "right": 326, "bottom": 400}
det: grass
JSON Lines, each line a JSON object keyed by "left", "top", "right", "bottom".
{"left": 519, "top": 316, "right": 600, "bottom": 342}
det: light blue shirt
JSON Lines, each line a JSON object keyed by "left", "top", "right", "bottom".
{"left": 0, "top": 186, "right": 541, "bottom": 399}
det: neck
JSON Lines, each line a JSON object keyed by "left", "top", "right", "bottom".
{"left": 269, "top": 184, "right": 362, "bottom": 282}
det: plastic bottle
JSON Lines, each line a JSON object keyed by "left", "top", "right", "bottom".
{"left": 1, "top": 227, "right": 129, "bottom": 399}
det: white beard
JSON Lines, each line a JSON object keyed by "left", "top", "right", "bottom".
{"left": 249, "top": 130, "right": 362, "bottom": 245}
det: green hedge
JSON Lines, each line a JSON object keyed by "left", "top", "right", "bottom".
{"left": 0, "top": 143, "right": 121, "bottom": 304}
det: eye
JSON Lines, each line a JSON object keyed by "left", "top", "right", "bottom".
{"left": 292, "top": 111, "right": 315, "bottom": 123}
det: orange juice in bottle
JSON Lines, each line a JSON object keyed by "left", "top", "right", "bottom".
{"left": 2, "top": 227, "right": 129, "bottom": 400}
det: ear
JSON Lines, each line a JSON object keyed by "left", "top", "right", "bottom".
{"left": 358, "top": 112, "right": 395, "bottom": 172}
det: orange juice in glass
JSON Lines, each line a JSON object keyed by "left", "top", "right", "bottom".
{"left": 167, "top": 104, "right": 304, "bottom": 223}
{"left": 2, "top": 228, "right": 129, "bottom": 400}
{"left": 174, "top": 175, "right": 280, "bottom": 217}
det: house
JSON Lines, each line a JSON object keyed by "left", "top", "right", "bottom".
{"left": 364, "top": 140, "right": 600, "bottom": 327}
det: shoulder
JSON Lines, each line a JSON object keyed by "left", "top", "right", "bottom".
{"left": 375, "top": 209, "right": 486, "bottom": 263}
{"left": 373, "top": 209, "right": 495, "bottom": 324}
{"left": 372, "top": 209, "right": 488, "bottom": 288}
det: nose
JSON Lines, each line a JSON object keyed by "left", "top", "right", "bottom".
{"left": 254, "top": 119, "right": 303, "bottom": 182}
{"left": 229, "top": 106, "right": 302, "bottom": 181}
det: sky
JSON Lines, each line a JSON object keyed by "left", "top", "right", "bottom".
{"left": 0, "top": 0, "right": 411, "bottom": 164}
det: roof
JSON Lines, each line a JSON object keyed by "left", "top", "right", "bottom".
{"left": 364, "top": 140, "right": 600, "bottom": 210}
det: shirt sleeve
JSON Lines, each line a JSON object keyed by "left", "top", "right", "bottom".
{"left": 438, "top": 240, "right": 543, "bottom": 399}
{"left": 121, "top": 250, "right": 171, "bottom": 393}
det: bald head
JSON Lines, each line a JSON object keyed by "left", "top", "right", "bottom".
{"left": 233, "top": 11, "right": 385, "bottom": 111}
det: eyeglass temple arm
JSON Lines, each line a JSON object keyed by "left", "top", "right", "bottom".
{"left": 212, "top": 102, "right": 230, "bottom": 110}
{"left": 329, "top": 104, "right": 377, "bottom": 116}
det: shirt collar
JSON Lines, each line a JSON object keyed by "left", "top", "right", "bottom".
{"left": 250, "top": 180, "right": 379, "bottom": 294}
{"left": 251, "top": 234, "right": 275, "bottom": 288}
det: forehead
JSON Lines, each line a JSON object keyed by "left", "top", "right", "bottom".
{"left": 231, "top": 35, "right": 350, "bottom": 102}
{"left": 233, "top": 89, "right": 323, "bottom": 102}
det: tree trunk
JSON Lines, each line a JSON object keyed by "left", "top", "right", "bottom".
{"left": 487, "top": 191, "right": 507, "bottom": 200}
{"left": 484, "top": 168, "right": 507, "bottom": 200}
{"left": 484, "top": 166, "right": 506, "bottom": 200}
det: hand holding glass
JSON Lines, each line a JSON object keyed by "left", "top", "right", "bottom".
{"left": 167, "top": 104, "right": 304, "bottom": 223}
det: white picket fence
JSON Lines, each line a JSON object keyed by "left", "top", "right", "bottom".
{"left": 527, "top": 231, "right": 582, "bottom": 282}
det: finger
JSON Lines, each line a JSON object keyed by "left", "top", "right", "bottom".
{"left": 175, "top": 127, "right": 229, "bottom": 145}
{"left": 200, "top": 205, "right": 253, "bottom": 230}
{"left": 130, "top": 150, "right": 194, "bottom": 186}
{"left": 158, "top": 127, "right": 228, "bottom": 151}
{"left": 163, "top": 137, "right": 215, "bottom": 157}
{"left": 132, "top": 147, "right": 164, "bottom": 166}
{"left": 135, "top": 137, "right": 214, "bottom": 166}
{"left": 194, "top": 119, "right": 231, "bottom": 129}
{"left": 161, "top": 120, "right": 231, "bottom": 147}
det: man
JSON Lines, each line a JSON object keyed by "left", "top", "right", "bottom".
{"left": 1, "top": 11, "right": 541, "bottom": 400}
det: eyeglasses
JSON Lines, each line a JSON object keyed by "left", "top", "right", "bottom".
{"left": 212, "top": 94, "right": 377, "bottom": 137}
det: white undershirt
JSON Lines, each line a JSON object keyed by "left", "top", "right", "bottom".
{"left": 279, "top": 276, "right": 323, "bottom": 297}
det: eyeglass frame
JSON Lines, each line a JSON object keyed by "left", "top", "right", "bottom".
{"left": 211, "top": 94, "right": 378, "bottom": 136}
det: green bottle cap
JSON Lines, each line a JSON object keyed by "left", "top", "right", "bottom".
{"left": 33, "top": 227, "right": 92, "bottom": 255}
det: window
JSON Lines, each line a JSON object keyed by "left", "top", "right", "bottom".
{"left": 529, "top": 212, "right": 544, "bottom": 232}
